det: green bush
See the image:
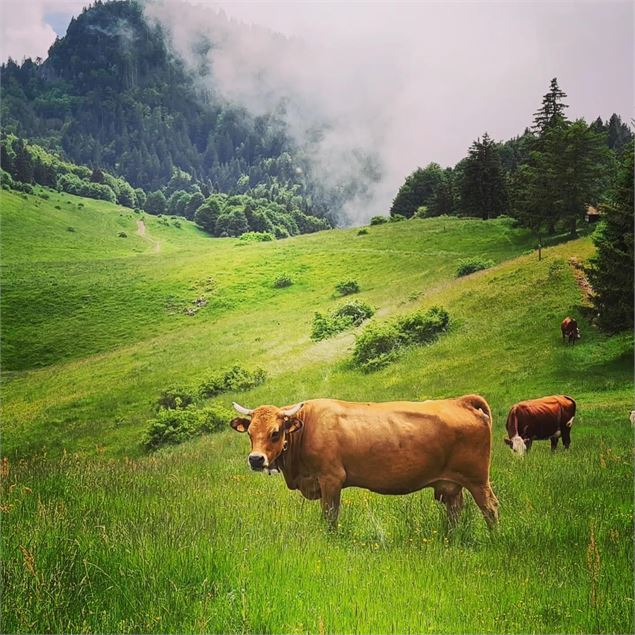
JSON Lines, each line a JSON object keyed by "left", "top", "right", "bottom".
{"left": 335, "top": 279, "right": 360, "bottom": 296}
{"left": 156, "top": 385, "right": 196, "bottom": 410}
{"left": 273, "top": 274, "right": 293, "bottom": 288}
{"left": 357, "top": 228, "right": 369, "bottom": 236}
{"left": 395, "top": 306, "right": 449, "bottom": 345}
{"left": 456, "top": 257, "right": 494, "bottom": 277}
{"left": 370, "top": 215, "right": 389, "bottom": 226}
{"left": 66, "top": 226, "right": 76, "bottom": 233}
{"left": 390, "top": 214, "right": 407, "bottom": 222}
{"left": 118, "top": 231, "right": 127, "bottom": 238}
{"left": 143, "top": 403, "right": 231, "bottom": 451}
{"left": 352, "top": 306, "right": 450, "bottom": 371}
{"left": 311, "top": 300, "right": 374, "bottom": 341}
{"left": 199, "top": 365, "right": 267, "bottom": 399}
{"left": 239, "top": 231, "right": 274, "bottom": 242}
{"left": 351, "top": 321, "right": 402, "bottom": 371}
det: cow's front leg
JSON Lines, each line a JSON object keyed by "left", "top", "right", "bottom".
{"left": 550, "top": 436, "right": 559, "bottom": 451}
{"left": 319, "top": 476, "right": 343, "bottom": 529}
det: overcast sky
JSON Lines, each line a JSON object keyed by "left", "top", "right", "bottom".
{"left": 1, "top": 1, "right": 632, "bottom": 218}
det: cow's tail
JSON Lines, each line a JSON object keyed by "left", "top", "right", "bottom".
{"left": 563, "top": 395, "right": 576, "bottom": 427}
{"left": 462, "top": 394, "right": 493, "bottom": 428}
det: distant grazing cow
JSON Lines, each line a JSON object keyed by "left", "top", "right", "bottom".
{"left": 231, "top": 396, "right": 499, "bottom": 529}
{"left": 561, "top": 317, "right": 581, "bottom": 344}
{"left": 504, "top": 395, "right": 576, "bottom": 455}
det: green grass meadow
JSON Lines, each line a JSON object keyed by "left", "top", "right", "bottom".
{"left": 1, "top": 188, "right": 633, "bottom": 633}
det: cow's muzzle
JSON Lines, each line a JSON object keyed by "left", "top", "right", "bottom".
{"left": 248, "top": 453, "right": 267, "bottom": 471}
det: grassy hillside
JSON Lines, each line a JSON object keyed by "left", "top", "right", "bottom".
{"left": 1, "top": 189, "right": 632, "bottom": 633}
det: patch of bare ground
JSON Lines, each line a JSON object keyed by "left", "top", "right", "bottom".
{"left": 568, "top": 256, "right": 595, "bottom": 307}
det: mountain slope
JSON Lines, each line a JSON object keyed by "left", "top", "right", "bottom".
{"left": 1, "top": 188, "right": 630, "bottom": 460}
{"left": 1, "top": 189, "right": 632, "bottom": 635}
{"left": 0, "top": 0, "right": 331, "bottom": 215}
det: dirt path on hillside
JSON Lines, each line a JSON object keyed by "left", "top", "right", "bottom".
{"left": 568, "top": 256, "right": 594, "bottom": 305}
{"left": 136, "top": 219, "right": 161, "bottom": 253}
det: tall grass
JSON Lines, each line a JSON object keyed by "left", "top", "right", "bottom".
{"left": 3, "top": 421, "right": 632, "bottom": 633}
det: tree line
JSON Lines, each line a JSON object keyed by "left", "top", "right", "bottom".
{"left": 0, "top": 133, "right": 330, "bottom": 238}
{"left": 392, "top": 78, "right": 631, "bottom": 235}
{"left": 390, "top": 78, "right": 633, "bottom": 331}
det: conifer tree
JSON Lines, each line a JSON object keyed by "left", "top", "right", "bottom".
{"left": 460, "top": 133, "right": 508, "bottom": 219}
{"left": 587, "top": 145, "right": 634, "bottom": 331}
{"left": 532, "top": 77, "right": 569, "bottom": 134}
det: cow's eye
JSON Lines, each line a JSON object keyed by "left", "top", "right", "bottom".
{"left": 271, "top": 429, "right": 281, "bottom": 441}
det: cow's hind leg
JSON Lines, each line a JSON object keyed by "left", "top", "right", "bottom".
{"left": 433, "top": 481, "right": 464, "bottom": 526}
{"left": 466, "top": 482, "right": 499, "bottom": 529}
{"left": 319, "top": 475, "right": 343, "bottom": 530}
{"left": 561, "top": 425, "right": 571, "bottom": 449}
{"left": 550, "top": 436, "right": 559, "bottom": 451}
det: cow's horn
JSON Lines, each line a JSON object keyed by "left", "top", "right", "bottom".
{"left": 232, "top": 402, "right": 254, "bottom": 416}
{"left": 281, "top": 402, "right": 304, "bottom": 417}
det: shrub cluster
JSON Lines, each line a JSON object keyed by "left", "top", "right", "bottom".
{"left": 369, "top": 215, "right": 389, "bottom": 225}
{"left": 311, "top": 300, "right": 375, "bottom": 341}
{"left": 155, "top": 385, "right": 195, "bottom": 410}
{"left": 239, "top": 231, "right": 275, "bottom": 242}
{"left": 456, "top": 257, "right": 494, "bottom": 277}
{"left": 143, "top": 404, "right": 231, "bottom": 451}
{"left": 199, "top": 365, "right": 267, "bottom": 399}
{"left": 273, "top": 274, "right": 293, "bottom": 288}
{"left": 334, "top": 279, "right": 360, "bottom": 296}
{"left": 352, "top": 306, "right": 449, "bottom": 372}
{"left": 357, "top": 228, "right": 369, "bottom": 235}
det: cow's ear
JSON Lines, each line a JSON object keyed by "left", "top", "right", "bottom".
{"left": 284, "top": 416, "right": 304, "bottom": 434}
{"left": 230, "top": 417, "right": 250, "bottom": 433}
{"left": 503, "top": 437, "right": 512, "bottom": 447}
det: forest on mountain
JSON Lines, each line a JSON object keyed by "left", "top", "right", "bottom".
{"left": 0, "top": 0, "right": 338, "bottom": 233}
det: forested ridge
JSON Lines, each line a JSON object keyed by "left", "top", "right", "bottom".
{"left": 391, "top": 78, "right": 632, "bottom": 233}
{"left": 1, "top": 0, "right": 335, "bottom": 234}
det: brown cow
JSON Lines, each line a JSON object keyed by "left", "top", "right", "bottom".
{"left": 561, "top": 317, "right": 581, "bottom": 344}
{"left": 230, "top": 395, "right": 499, "bottom": 529}
{"left": 504, "top": 395, "right": 576, "bottom": 455}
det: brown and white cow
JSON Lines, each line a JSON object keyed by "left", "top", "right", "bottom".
{"left": 504, "top": 395, "right": 576, "bottom": 455}
{"left": 230, "top": 395, "right": 499, "bottom": 529}
{"left": 561, "top": 317, "right": 581, "bottom": 344}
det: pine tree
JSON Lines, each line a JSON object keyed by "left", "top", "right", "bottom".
{"left": 587, "top": 144, "right": 634, "bottom": 331}
{"left": 606, "top": 114, "right": 634, "bottom": 153}
{"left": 548, "top": 120, "right": 610, "bottom": 236}
{"left": 532, "top": 77, "right": 569, "bottom": 134}
{"left": 12, "top": 139, "right": 33, "bottom": 183}
{"left": 460, "top": 133, "right": 508, "bottom": 219}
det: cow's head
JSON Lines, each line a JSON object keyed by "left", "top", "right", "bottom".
{"left": 230, "top": 401, "right": 304, "bottom": 472}
{"left": 503, "top": 435, "right": 532, "bottom": 455}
